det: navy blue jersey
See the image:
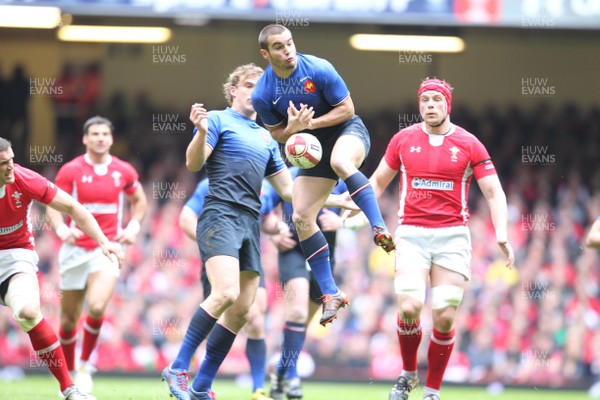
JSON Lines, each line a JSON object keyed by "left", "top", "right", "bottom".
{"left": 199, "top": 107, "right": 285, "bottom": 217}
{"left": 252, "top": 53, "right": 349, "bottom": 132}
{"left": 261, "top": 167, "right": 347, "bottom": 244}
{"left": 186, "top": 177, "right": 273, "bottom": 220}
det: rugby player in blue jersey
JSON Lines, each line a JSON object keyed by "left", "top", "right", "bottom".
{"left": 261, "top": 167, "right": 368, "bottom": 399}
{"left": 162, "top": 63, "right": 356, "bottom": 400}
{"left": 178, "top": 178, "right": 277, "bottom": 400}
{"left": 252, "top": 24, "right": 395, "bottom": 327}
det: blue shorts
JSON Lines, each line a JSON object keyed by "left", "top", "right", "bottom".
{"left": 278, "top": 246, "right": 336, "bottom": 305}
{"left": 297, "top": 115, "right": 371, "bottom": 181}
{"left": 196, "top": 203, "right": 263, "bottom": 296}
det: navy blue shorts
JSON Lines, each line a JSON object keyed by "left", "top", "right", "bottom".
{"left": 297, "top": 115, "right": 371, "bottom": 181}
{"left": 196, "top": 203, "right": 263, "bottom": 298}
{"left": 278, "top": 246, "right": 336, "bottom": 305}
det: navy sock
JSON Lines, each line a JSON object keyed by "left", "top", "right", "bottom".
{"left": 246, "top": 338, "right": 267, "bottom": 391}
{"left": 299, "top": 231, "right": 337, "bottom": 295}
{"left": 172, "top": 307, "right": 217, "bottom": 370}
{"left": 192, "top": 323, "right": 237, "bottom": 392}
{"left": 344, "top": 172, "right": 386, "bottom": 229}
{"left": 277, "top": 321, "right": 306, "bottom": 379}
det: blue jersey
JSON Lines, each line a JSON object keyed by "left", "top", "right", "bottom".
{"left": 200, "top": 107, "right": 285, "bottom": 217}
{"left": 186, "top": 178, "right": 274, "bottom": 220}
{"left": 261, "top": 167, "right": 347, "bottom": 244}
{"left": 252, "top": 54, "right": 349, "bottom": 132}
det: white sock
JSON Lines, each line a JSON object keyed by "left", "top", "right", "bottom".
{"left": 424, "top": 386, "right": 440, "bottom": 397}
{"left": 402, "top": 370, "right": 418, "bottom": 380}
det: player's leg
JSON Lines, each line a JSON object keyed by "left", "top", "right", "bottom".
{"left": 292, "top": 176, "right": 347, "bottom": 326}
{"left": 59, "top": 290, "right": 85, "bottom": 372}
{"left": 190, "top": 270, "right": 260, "bottom": 399}
{"left": 389, "top": 226, "right": 430, "bottom": 400}
{"left": 57, "top": 244, "right": 89, "bottom": 375}
{"left": 244, "top": 286, "right": 271, "bottom": 400}
{"left": 74, "top": 261, "right": 118, "bottom": 394}
{"left": 4, "top": 272, "right": 77, "bottom": 396}
{"left": 329, "top": 120, "right": 395, "bottom": 253}
{"left": 424, "top": 226, "right": 470, "bottom": 400}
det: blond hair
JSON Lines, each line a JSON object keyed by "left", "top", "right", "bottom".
{"left": 222, "top": 63, "right": 264, "bottom": 106}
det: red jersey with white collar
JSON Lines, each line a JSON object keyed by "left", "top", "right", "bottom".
{"left": 0, "top": 164, "right": 58, "bottom": 250}
{"left": 384, "top": 122, "right": 497, "bottom": 228}
{"left": 55, "top": 154, "right": 139, "bottom": 250}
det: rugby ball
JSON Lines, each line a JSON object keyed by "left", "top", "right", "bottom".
{"left": 284, "top": 133, "right": 322, "bottom": 169}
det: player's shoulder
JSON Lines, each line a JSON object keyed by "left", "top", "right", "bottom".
{"left": 394, "top": 123, "right": 423, "bottom": 140}
{"left": 109, "top": 154, "right": 136, "bottom": 170}
{"left": 13, "top": 163, "right": 44, "bottom": 181}
{"left": 58, "top": 154, "right": 86, "bottom": 171}
{"left": 450, "top": 124, "right": 484, "bottom": 145}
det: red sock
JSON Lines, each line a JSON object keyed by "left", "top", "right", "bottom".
{"left": 425, "top": 328, "right": 455, "bottom": 390}
{"left": 59, "top": 327, "right": 77, "bottom": 372}
{"left": 28, "top": 318, "right": 73, "bottom": 391}
{"left": 397, "top": 316, "right": 422, "bottom": 372}
{"left": 80, "top": 315, "right": 104, "bottom": 362}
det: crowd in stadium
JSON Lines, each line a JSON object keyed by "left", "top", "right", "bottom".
{"left": 1, "top": 76, "right": 600, "bottom": 390}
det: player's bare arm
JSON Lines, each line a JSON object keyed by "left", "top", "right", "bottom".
{"left": 47, "top": 188, "right": 125, "bottom": 268}
{"left": 308, "top": 95, "right": 354, "bottom": 130}
{"left": 46, "top": 206, "right": 82, "bottom": 244}
{"left": 179, "top": 206, "right": 199, "bottom": 241}
{"left": 369, "top": 158, "right": 398, "bottom": 198}
{"left": 477, "top": 174, "right": 515, "bottom": 267}
{"left": 114, "top": 185, "right": 147, "bottom": 245}
{"left": 186, "top": 103, "right": 213, "bottom": 171}
{"left": 585, "top": 219, "right": 600, "bottom": 248}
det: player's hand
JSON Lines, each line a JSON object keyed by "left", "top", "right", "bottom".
{"left": 318, "top": 209, "right": 344, "bottom": 232}
{"left": 55, "top": 224, "right": 83, "bottom": 244}
{"left": 190, "top": 103, "right": 209, "bottom": 134}
{"left": 270, "top": 228, "right": 297, "bottom": 252}
{"left": 498, "top": 240, "right": 514, "bottom": 268}
{"left": 114, "top": 220, "right": 140, "bottom": 245}
{"left": 100, "top": 243, "right": 125, "bottom": 269}
{"left": 286, "top": 101, "right": 314, "bottom": 133}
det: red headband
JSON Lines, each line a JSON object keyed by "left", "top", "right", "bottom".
{"left": 418, "top": 79, "right": 453, "bottom": 114}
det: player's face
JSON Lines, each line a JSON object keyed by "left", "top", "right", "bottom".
{"left": 83, "top": 123, "right": 113, "bottom": 156}
{"left": 419, "top": 90, "right": 448, "bottom": 128}
{"left": 231, "top": 75, "right": 259, "bottom": 116}
{"left": 0, "top": 147, "right": 15, "bottom": 185}
{"left": 262, "top": 31, "right": 297, "bottom": 73}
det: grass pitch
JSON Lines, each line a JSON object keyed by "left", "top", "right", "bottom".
{"left": 0, "top": 375, "right": 590, "bottom": 400}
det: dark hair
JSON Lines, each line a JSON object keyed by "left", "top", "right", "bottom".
{"left": 0, "top": 137, "right": 12, "bottom": 152}
{"left": 258, "top": 24, "right": 291, "bottom": 51}
{"left": 83, "top": 116, "right": 114, "bottom": 135}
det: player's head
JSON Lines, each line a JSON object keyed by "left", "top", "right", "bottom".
{"left": 418, "top": 78, "right": 453, "bottom": 127}
{"left": 0, "top": 137, "right": 15, "bottom": 185}
{"left": 82, "top": 115, "right": 114, "bottom": 156}
{"left": 258, "top": 24, "right": 296, "bottom": 73}
{"left": 223, "top": 63, "right": 264, "bottom": 115}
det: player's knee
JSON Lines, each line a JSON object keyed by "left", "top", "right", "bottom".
{"left": 433, "top": 308, "right": 456, "bottom": 332}
{"left": 14, "top": 303, "right": 43, "bottom": 332}
{"left": 330, "top": 157, "right": 357, "bottom": 178}
{"left": 60, "top": 312, "right": 79, "bottom": 331}
{"left": 214, "top": 286, "right": 240, "bottom": 309}
{"left": 86, "top": 302, "right": 107, "bottom": 319}
{"left": 286, "top": 306, "right": 309, "bottom": 324}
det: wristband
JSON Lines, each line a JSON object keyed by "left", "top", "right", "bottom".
{"left": 126, "top": 220, "right": 141, "bottom": 235}
{"left": 55, "top": 223, "right": 70, "bottom": 238}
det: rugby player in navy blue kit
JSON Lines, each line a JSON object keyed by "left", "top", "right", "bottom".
{"left": 162, "top": 64, "right": 356, "bottom": 400}
{"left": 178, "top": 178, "right": 276, "bottom": 400}
{"left": 252, "top": 24, "right": 395, "bottom": 326}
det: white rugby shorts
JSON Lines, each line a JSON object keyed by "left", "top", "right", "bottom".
{"left": 59, "top": 243, "right": 121, "bottom": 290}
{"left": 394, "top": 224, "right": 472, "bottom": 280}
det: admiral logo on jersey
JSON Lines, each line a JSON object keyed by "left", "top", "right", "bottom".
{"left": 412, "top": 177, "right": 454, "bottom": 191}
